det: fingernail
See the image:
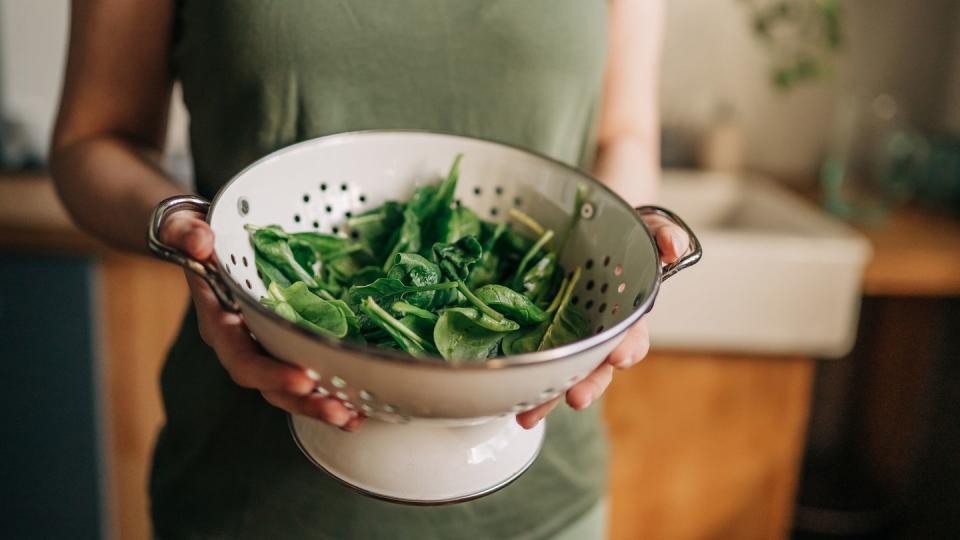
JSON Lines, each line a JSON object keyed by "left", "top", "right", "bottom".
{"left": 671, "top": 231, "right": 686, "bottom": 255}
{"left": 613, "top": 356, "right": 631, "bottom": 368}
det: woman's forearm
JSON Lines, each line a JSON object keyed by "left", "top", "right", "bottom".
{"left": 593, "top": 135, "right": 660, "bottom": 205}
{"left": 50, "top": 135, "right": 183, "bottom": 254}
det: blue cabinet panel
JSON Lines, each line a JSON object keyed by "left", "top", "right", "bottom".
{"left": 0, "top": 255, "right": 103, "bottom": 540}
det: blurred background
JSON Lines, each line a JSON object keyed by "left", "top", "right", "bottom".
{"left": 1, "top": 1, "right": 958, "bottom": 539}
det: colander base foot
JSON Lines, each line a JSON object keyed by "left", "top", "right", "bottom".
{"left": 289, "top": 415, "right": 546, "bottom": 505}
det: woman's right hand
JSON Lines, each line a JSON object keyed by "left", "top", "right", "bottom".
{"left": 160, "top": 210, "right": 364, "bottom": 431}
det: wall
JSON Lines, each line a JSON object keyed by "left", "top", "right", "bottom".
{"left": 660, "top": 0, "right": 960, "bottom": 183}
{"left": 2, "top": 1, "right": 958, "bottom": 183}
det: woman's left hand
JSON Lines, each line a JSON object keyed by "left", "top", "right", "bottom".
{"left": 516, "top": 214, "right": 688, "bottom": 429}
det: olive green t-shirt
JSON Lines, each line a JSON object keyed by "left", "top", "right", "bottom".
{"left": 152, "top": 2, "right": 609, "bottom": 538}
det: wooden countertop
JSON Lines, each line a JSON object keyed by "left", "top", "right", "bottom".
{"left": 3, "top": 174, "right": 960, "bottom": 296}
{"left": 854, "top": 206, "right": 960, "bottom": 297}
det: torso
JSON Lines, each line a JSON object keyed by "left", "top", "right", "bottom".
{"left": 153, "top": 2, "right": 609, "bottom": 538}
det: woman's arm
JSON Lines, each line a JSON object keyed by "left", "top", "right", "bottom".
{"left": 593, "top": 0, "right": 663, "bottom": 204}
{"left": 50, "top": 0, "right": 357, "bottom": 429}
{"left": 50, "top": 0, "right": 179, "bottom": 253}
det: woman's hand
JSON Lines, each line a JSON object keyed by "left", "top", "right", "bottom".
{"left": 516, "top": 214, "right": 687, "bottom": 429}
{"left": 160, "top": 210, "right": 365, "bottom": 431}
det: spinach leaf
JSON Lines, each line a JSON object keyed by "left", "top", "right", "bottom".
{"left": 346, "top": 277, "right": 457, "bottom": 308}
{"left": 537, "top": 268, "right": 590, "bottom": 351}
{"left": 475, "top": 284, "right": 548, "bottom": 324}
{"left": 246, "top": 225, "right": 318, "bottom": 288}
{"left": 290, "top": 231, "right": 352, "bottom": 257}
{"left": 432, "top": 236, "right": 483, "bottom": 282}
{"left": 501, "top": 270, "right": 588, "bottom": 355}
{"left": 346, "top": 201, "right": 405, "bottom": 256}
{"left": 350, "top": 266, "right": 386, "bottom": 286}
{"left": 386, "top": 253, "right": 449, "bottom": 309}
{"left": 360, "top": 297, "right": 436, "bottom": 356}
{"left": 392, "top": 301, "right": 439, "bottom": 321}
{"left": 433, "top": 309, "right": 505, "bottom": 361}
{"left": 440, "top": 307, "right": 519, "bottom": 332}
{"left": 268, "top": 282, "right": 348, "bottom": 338}
{"left": 518, "top": 252, "right": 558, "bottom": 303}
{"left": 437, "top": 205, "right": 482, "bottom": 244}
{"left": 417, "top": 154, "right": 462, "bottom": 222}
{"left": 382, "top": 208, "right": 422, "bottom": 272}
{"left": 468, "top": 222, "right": 507, "bottom": 288}
{"left": 255, "top": 257, "right": 292, "bottom": 289}
{"left": 510, "top": 229, "right": 554, "bottom": 290}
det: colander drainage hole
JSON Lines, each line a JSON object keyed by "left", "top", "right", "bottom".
{"left": 473, "top": 186, "right": 482, "bottom": 195}
{"left": 603, "top": 256, "right": 611, "bottom": 267}
{"left": 320, "top": 183, "right": 328, "bottom": 191}
{"left": 495, "top": 186, "right": 503, "bottom": 195}
{"left": 331, "top": 376, "right": 346, "bottom": 388}
{"left": 242, "top": 256, "right": 248, "bottom": 267}
{"left": 586, "top": 280, "right": 595, "bottom": 291}
{"left": 611, "top": 304, "right": 620, "bottom": 315}
{"left": 585, "top": 259, "right": 594, "bottom": 270}
{"left": 584, "top": 299, "right": 594, "bottom": 310}
{"left": 513, "top": 196, "right": 523, "bottom": 207}
{"left": 230, "top": 254, "right": 237, "bottom": 265}
{"left": 489, "top": 207, "right": 499, "bottom": 217}
{"left": 600, "top": 283, "right": 608, "bottom": 294}
{"left": 618, "top": 282, "right": 626, "bottom": 294}
{"left": 294, "top": 214, "right": 301, "bottom": 223}
{"left": 316, "top": 387, "right": 330, "bottom": 397}
{"left": 595, "top": 325, "right": 604, "bottom": 334}
{"left": 598, "top": 303, "right": 607, "bottom": 313}
{"left": 634, "top": 293, "right": 643, "bottom": 308}
{"left": 245, "top": 279, "right": 252, "bottom": 290}
{"left": 358, "top": 194, "right": 367, "bottom": 203}
{"left": 302, "top": 194, "right": 310, "bottom": 203}
{"left": 571, "top": 296, "right": 579, "bottom": 305}
{"left": 614, "top": 264, "right": 624, "bottom": 276}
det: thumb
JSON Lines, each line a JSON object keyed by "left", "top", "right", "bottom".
{"left": 159, "top": 211, "right": 215, "bottom": 261}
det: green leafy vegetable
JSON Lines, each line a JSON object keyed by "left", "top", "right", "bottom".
{"left": 433, "top": 308, "right": 506, "bottom": 361}
{"left": 475, "top": 284, "right": 548, "bottom": 324}
{"left": 245, "top": 155, "right": 596, "bottom": 361}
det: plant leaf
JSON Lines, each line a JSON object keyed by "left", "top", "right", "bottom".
{"left": 433, "top": 309, "right": 505, "bottom": 361}
{"left": 432, "top": 236, "right": 483, "bottom": 282}
{"left": 475, "top": 284, "right": 548, "bottom": 324}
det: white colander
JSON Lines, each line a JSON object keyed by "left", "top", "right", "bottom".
{"left": 148, "top": 130, "right": 701, "bottom": 504}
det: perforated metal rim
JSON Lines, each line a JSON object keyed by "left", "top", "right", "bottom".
{"left": 209, "top": 129, "right": 662, "bottom": 370}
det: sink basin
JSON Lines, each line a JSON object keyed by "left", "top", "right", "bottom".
{"left": 647, "top": 170, "right": 872, "bottom": 358}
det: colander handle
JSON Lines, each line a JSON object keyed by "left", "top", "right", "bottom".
{"left": 148, "top": 195, "right": 240, "bottom": 312}
{"left": 636, "top": 205, "right": 703, "bottom": 282}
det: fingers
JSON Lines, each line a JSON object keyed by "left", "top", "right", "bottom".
{"left": 515, "top": 397, "right": 561, "bottom": 430}
{"left": 160, "top": 210, "right": 214, "bottom": 260}
{"left": 606, "top": 320, "right": 650, "bottom": 369}
{"left": 262, "top": 391, "right": 362, "bottom": 428}
{"left": 566, "top": 364, "right": 614, "bottom": 411}
{"left": 641, "top": 214, "right": 689, "bottom": 265}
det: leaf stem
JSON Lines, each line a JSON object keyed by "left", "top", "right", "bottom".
{"left": 508, "top": 208, "right": 545, "bottom": 236}
{"left": 512, "top": 229, "right": 554, "bottom": 287}
{"left": 456, "top": 280, "right": 504, "bottom": 321}
{"left": 362, "top": 297, "right": 434, "bottom": 352}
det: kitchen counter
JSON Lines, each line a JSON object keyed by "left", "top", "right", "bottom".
{"left": 4, "top": 173, "right": 958, "bottom": 540}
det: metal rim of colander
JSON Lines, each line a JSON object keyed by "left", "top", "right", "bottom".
{"left": 210, "top": 129, "right": 662, "bottom": 370}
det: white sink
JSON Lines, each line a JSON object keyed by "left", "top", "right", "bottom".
{"left": 647, "top": 170, "right": 872, "bottom": 358}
